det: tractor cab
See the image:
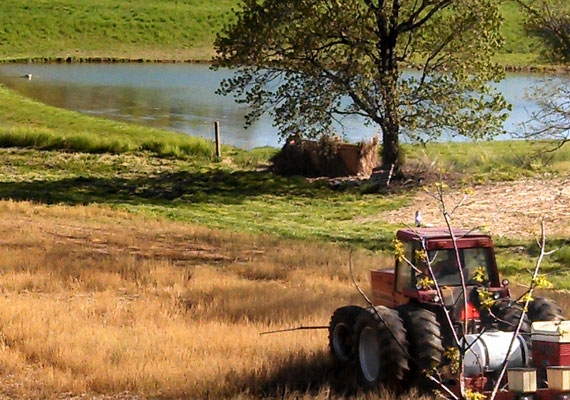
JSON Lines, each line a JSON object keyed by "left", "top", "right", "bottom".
{"left": 371, "top": 228, "right": 507, "bottom": 313}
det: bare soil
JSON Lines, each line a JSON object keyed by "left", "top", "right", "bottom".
{"left": 372, "top": 177, "right": 570, "bottom": 239}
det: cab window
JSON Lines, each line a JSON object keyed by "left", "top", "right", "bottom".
{"left": 429, "top": 247, "right": 492, "bottom": 286}
{"left": 396, "top": 241, "right": 414, "bottom": 292}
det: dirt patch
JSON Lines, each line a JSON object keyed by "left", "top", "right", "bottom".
{"left": 367, "top": 177, "right": 570, "bottom": 239}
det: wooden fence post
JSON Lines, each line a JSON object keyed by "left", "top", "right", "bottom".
{"left": 214, "top": 121, "right": 222, "bottom": 158}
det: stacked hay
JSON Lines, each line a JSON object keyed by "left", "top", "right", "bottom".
{"left": 271, "top": 135, "right": 379, "bottom": 178}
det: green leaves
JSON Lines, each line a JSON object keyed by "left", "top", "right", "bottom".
{"left": 214, "top": 0, "right": 510, "bottom": 167}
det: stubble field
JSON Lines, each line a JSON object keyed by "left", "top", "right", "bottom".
{"left": 0, "top": 200, "right": 394, "bottom": 399}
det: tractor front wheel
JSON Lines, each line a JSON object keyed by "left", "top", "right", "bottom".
{"left": 529, "top": 297, "right": 564, "bottom": 322}
{"left": 328, "top": 305, "right": 366, "bottom": 363}
{"left": 353, "top": 306, "right": 409, "bottom": 390}
{"left": 493, "top": 300, "right": 531, "bottom": 333}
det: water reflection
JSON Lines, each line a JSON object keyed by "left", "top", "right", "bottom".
{"left": 0, "top": 63, "right": 566, "bottom": 149}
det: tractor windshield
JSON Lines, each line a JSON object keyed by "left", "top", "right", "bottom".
{"left": 427, "top": 247, "right": 492, "bottom": 286}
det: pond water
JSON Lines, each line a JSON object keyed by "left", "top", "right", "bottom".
{"left": 0, "top": 63, "right": 566, "bottom": 149}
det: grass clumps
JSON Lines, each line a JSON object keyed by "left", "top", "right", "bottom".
{"left": 0, "top": 126, "right": 131, "bottom": 153}
{"left": 405, "top": 140, "right": 570, "bottom": 183}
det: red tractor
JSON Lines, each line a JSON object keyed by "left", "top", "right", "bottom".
{"left": 329, "top": 228, "right": 564, "bottom": 392}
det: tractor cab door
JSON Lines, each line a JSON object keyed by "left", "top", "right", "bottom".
{"left": 393, "top": 241, "right": 416, "bottom": 305}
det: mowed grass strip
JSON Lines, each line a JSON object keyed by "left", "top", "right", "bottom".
{"left": 0, "top": 0, "right": 237, "bottom": 61}
{"left": 0, "top": 148, "right": 406, "bottom": 250}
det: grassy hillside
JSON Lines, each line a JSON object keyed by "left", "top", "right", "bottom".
{"left": 0, "top": 0, "right": 551, "bottom": 66}
{"left": 0, "top": 0, "right": 236, "bottom": 61}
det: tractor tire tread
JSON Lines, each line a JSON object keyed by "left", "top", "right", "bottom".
{"left": 353, "top": 306, "right": 409, "bottom": 390}
{"left": 328, "top": 305, "right": 366, "bottom": 363}
{"left": 398, "top": 304, "right": 444, "bottom": 378}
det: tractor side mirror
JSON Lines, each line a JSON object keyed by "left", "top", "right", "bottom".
{"left": 502, "top": 279, "right": 510, "bottom": 287}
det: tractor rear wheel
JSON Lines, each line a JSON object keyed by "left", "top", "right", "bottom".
{"left": 493, "top": 300, "right": 531, "bottom": 333}
{"left": 328, "top": 305, "right": 366, "bottom": 363}
{"left": 398, "top": 305, "right": 444, "bottom": 378}
{"left": 352, "top": 306, "right": 409, "bottom": 390}
{"left": 529, "top": 297, "right": 564, "bottom": 322}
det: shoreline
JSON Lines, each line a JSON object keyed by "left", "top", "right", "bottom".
{"left": 1, "top": 56, "right": 569, "bottom": 74}
{"left": 0, "top": 56, "right": 212, "bottom": 65}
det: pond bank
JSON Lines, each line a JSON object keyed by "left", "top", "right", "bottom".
{"left": 1, "top": 56, "right": 569, "bottom": 74}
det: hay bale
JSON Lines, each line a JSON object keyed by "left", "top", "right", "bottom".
{"left": 271, "top": 135, "right": 378, "bottom": 178}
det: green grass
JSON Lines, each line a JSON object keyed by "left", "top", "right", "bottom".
{"left": 500, "top": 1, "right": 540, "bottom": 56}
{"left": 495, "top": 237, "right": 570, "bottom": 288}
{"left": 0, "top": 0, "right": 237, "bottom": 61}
{"left": 0, "top": 147, "right": 567, "bottom": 287}
{"left": 0, "top": 0, "right": 557, "bottom": 67}
{"left": 0, "top": 148, "right": 405, "bottom": 251}
{"left": 405, "top": 140, "right": 570, "bottom": 183}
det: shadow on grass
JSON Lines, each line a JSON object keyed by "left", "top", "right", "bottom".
{"left": 0, "top": 168, "right": 399, "bottom": 251}
{"left": 0, "top": 169, "right": 330, "bottom": 206}
{"left": 231, "top": 350, "right": 421, "bottom": 399}
{"left": 231, "top": 350, "right": 361, "bottom": 398}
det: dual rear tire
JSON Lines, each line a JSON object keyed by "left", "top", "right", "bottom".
{"left": 328, "top": 297, "right": 564, "bottom": 391}
{"left": 328, "top": 305, "right": 366, "bottom": 363}
{"left": 328, "top": 305, "right": 410, "bottom": 390}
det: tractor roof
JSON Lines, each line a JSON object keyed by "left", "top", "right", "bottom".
{"left": 397, "top": 227, "right": 491, "bottom": 241}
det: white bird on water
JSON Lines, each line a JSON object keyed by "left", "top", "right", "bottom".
{"left": 24, "top": 73, "right": 33, "bottom": 80}
{"left": 415, "top": 210, "right": 422, "bottom": 227}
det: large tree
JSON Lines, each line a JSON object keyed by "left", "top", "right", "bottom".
{"left": 213, "top": 0, "right": 510, "bottom": 172}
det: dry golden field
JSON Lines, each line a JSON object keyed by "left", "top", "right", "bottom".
{"left": 0, "top": 199, "right": 423, "bottom": 399}
{"left": 0, "top": 199, "right": 566, "bottom": 399}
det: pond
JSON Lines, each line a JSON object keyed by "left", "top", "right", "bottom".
{"left": 0, "top": 63, "right": 566, "bottom": 149}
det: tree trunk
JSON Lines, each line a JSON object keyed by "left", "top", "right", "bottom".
{"left": 377, "top": 24, "right": 402, "bottom": 175}
{"left": 381, "top": 121, "right": 400, "bottom": 172}
{"left": 379, "top": 56, "right": 401, "bottom": 174}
